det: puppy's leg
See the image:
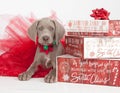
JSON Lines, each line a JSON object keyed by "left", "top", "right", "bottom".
{"left": 44, "top": 68, "right": 56, "bottom": 83}
{"left": 44, "top": 55, "right": 56, "bottom": 83}
{"left": 18, "top": 61, "right": 39, "bottom": 81}
{"left": 18, "top": 48, "right": 40, "bottom": 81}
{"left": 44, "top": 44, "right": 64, "bottom": 83}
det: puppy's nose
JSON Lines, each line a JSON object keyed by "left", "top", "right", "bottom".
{"left": 43, "top": 36, "right": 49, "bottom": 41}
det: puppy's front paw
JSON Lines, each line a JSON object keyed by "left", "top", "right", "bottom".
{"left": 44, "top": 69, "right": 56, "bottom": 83}
{"left": 18, "top": 72, "right": 32, "bottom": 81}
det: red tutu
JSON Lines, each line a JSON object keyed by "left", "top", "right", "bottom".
{"left": 0, "top": 15, "right": 51, "bottom": 78}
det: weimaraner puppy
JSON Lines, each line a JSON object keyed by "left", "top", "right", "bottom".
{"left": 18, "top": 18, "right": 65, "bottom": 83}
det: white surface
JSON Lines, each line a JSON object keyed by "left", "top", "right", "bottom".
{"left": 0, "top": 76, "right": 120, "bottom": 93}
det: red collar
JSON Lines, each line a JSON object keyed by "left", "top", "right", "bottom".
{"left": 36, "top": 36, "right": 65, "bottom": 55}
{"left": 38, "top": 44, "right": 54, "bottom": 55}
{"left": 36, "top": 36, "right": 54, "bottom": 55}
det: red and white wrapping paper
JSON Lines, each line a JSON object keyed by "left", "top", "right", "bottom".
{"left": 109, "top": 20, "right": 120, "bottom": 36}
{"left": 65, "top": 35, "right": 120, "bottom": 59}
{"left": 66, "top": 20, "right": 109, "bottom": 32}
{"left": 65, "top": 35, "right": 84, "bottom": 58}
{"left": 57, "top": 55, "right": 120, "bottom": 87}
{"left": 66, "top": 20, "right": 108, "bottom": 36}
{"left": 84, "top": 37, "right": 120, "bottom": 59}
{"left": 66, "top": 20, "right": 120, "bottom": 36}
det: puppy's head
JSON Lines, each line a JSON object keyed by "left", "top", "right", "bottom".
{"left": 28, "top": 18, "right": 65, "bottom": 46}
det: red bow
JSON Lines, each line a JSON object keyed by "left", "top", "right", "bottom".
{"left": 90, "top": 8, "right": 110, "bottom": 20}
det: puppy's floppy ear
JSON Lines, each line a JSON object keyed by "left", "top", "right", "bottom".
{"left": 28, "top": 21, "right": 39, "bottom": 42}
{"left": 53, "top": 20, "right": 65, "bottom": 45}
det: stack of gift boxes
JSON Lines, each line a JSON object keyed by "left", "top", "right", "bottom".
{"left": 57, "top": 20, "right": 120, "bottom": 87}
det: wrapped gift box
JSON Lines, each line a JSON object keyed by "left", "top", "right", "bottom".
{"left": 65, "top": 36, "right": 84, "bottom": 58}
{"left": 66, "top": 20, "right": 120, "bottom": 36}
{"left": 66, "top": 20, "right": 108, "bottom": 36}
{"left": 65, "top": 20, "right": 109, "bottom": 32}
{"left": 109, "top": 20, "right": 120, "bottom": 36}
{"left": 65, "top": 35, "right": 120, "bottom": 59}
{"left": 84, "top": 37, "right": 120, "bottom": 59}
{"left": 57, "top": 54, "right": 120, "bottom": 87}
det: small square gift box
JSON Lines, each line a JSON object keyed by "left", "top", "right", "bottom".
{"left": 65, "top": 35, "right": 84, "bottom": 58}
{"left": 56, "top": 54, "right": 120, "bottom": 87}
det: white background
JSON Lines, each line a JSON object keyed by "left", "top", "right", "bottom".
{"left": 0, "top": 0, "right": 120, "bottom": 20}
{"left": 0, "top": 0, "right": 120, "bottom": 93}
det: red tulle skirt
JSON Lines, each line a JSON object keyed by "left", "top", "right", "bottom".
{"left": 0, "top": 15, "right": 51, "bottom": 78}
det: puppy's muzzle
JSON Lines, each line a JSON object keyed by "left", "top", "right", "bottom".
{"left": 42, "top": 35, "right": 49, "bottom": 41}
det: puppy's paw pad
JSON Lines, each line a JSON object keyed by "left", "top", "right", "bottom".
{"left": 18, "top": 72, "right": 31, "bottom": 81}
